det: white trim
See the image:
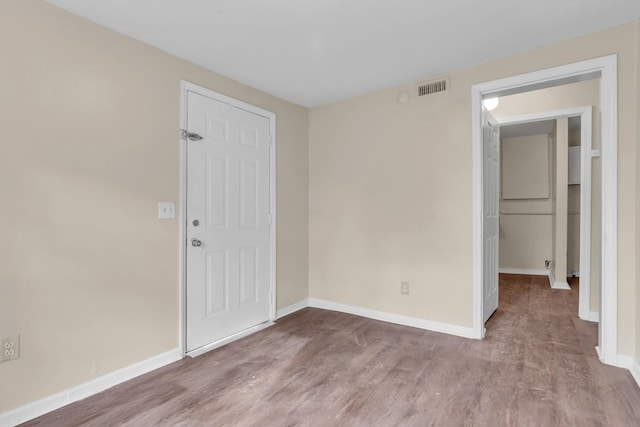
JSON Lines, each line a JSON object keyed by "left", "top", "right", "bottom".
{"left": 307, "top": 298, "right": 476, "bottom": 339}
{"left": 598, "top": 55, "right": 618, "bottom": 367}
{"left": 471, "top": 84, "right": 484, "bottom": 339}
{"left": 179, "top": 89, "right": 188, "bottom": 356}
{"left": 498, "top": 268, "right": 549, "bottom": 276}
{"left": 577, "top": 108, "right": 592, "bottom": 320}
{"left": 276, "top": 299, "right": 309, "bottom": 319}
{"left": 268, "top": 112, "right": 277, "bottom": 322}
{"left": 551, "top": 281, "right": 571, "bottom": 290}
{"left": 548, "top": 270, "right": 556, "bottom": 289}
{"left": 0, "top": 349, "right": 181, "bottom": 427}
{"left": 598, "top": 350, "right": 635, "bottom": 373}
{"left": 629, "top": 358, "right": 640, "bottom": 390}
{"left": 185, "top": 321, "right": 273, "bottom": 358}
{"left": 471, "top": 55, "right": 618, "bottom": 364}
{"left": 615, "top": 354, "right": 633, "bottom": 368}
{"left": 581, "top": 310, "right": 599, "bottom": 323}
{"left": 179, "top": 81, "right": 277, "bottom": 355}
{"left": 547, "top": 270, "right": 571, "bottom": 290}
{"left": 496, "top": 106, "right": 592, "bottom": 314}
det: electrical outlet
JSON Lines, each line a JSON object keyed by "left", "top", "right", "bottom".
{"left": 0, "top": 335, "right": 20, "bottom": 363}
{"left": 545, "top": 260, "right": 552, "bottom": 270}
{"left": 401, "top": 281, "right": 410, "bottom": 295}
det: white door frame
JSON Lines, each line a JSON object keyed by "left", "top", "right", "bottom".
{"left": 178, "top": 81, "right": 277, "bottom": 356}
{"left": 471, "top": 55, "right": 618, "bottom": 366}
{"left": 496, "top": 106, "right": 594, "bottom": 322}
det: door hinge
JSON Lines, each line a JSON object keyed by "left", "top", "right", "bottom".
{"left": 180, "top": 129, "right": 203, "bottom": 141}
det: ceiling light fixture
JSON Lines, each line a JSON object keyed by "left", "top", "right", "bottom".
{"left": 483, "top": 97, "right": 499, "bottom": 111}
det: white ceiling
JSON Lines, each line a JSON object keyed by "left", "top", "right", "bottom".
{"left": 46, "top": 0, "right": 640, "bottom": 107}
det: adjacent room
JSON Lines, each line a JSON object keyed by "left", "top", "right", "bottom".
{"left": 491, "top": 79, "right": 601, "bottom": 321}
{"left": 2, "top": 0, "right": 640, "bottom": 425}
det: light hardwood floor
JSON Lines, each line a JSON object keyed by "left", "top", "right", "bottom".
{"left": 21, "top": 274, "right": 640, "bottom": 426}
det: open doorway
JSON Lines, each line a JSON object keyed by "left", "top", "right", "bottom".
{"left": 471, "top": 55, "right": 619, "bottom": 366}
{"left": 495, "top": 104, "right": 596, "bottom": 323}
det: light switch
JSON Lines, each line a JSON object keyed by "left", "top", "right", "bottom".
{"left": 158, "top": 202, "right": 176, "bottom": 219}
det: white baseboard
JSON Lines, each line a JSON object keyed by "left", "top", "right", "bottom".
{"left": 580, "top": 310, "right": 600, "bottom": 323}
{"left": 307, "top": 298, "right": 476, "bottom": 339}
{"left": 615, "top": 354, "right": 631, "bottom": 367}
{"left": 595, "top": 345, "right": 602, "bottom": 360}
{"left": 551, "top": 281, "right": 571, "bottom": 290}
{"left": 281, "top": 297, "right": 476, "bottom": 339}
{"left": 499, "top": 268, "right": 549, "bottom": 276}
{"left": 630, "top": 358, "right": 640, "bottom": 390}
{"left": 547, "top": 270, "right": 555, "bottom": 288}
{"left": 0, "top": 348, "right": 182, "bottom": 427}
{"left": 276, "top": 299, "right": 309, "bottom": 319}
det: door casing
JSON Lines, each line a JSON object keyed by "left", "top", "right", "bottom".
{"left": 471, "top": 55, "right": 618, "bottom": 366}
{"left": 179, "top": 81, "right": 277, "bottom": 356}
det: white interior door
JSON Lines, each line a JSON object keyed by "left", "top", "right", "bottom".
{"left": 483, "top": 111, "right": 500, "bottom": 323}
{"left": 186, "top": 91, "right": 272, "bottom": 353}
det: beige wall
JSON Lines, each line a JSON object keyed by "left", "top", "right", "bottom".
{"left": 502, "top": 135, "right": 550, "bottom": 200}
{"left": 309, "top": 22, "right": 638, "bottom": 355}
{"left": 499, "top": 134, "right": 553, "bottom": 271}
{"left": 499, "top": 215, "right": 552, "bottom": 270}
{"left": 2, "top": 0, "right": 639, "bottom": 417}
{"left": 0, "top": 0, "right": 308, "bottom": 413}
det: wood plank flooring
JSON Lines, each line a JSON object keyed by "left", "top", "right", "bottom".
{"left": 21, "top": 275, "right": 640, "bottom": 426}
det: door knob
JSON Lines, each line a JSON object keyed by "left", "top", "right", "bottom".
{"left": 191, "top": 238, "right": 202, "bottom": 247}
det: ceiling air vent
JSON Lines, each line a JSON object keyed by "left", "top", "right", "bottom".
{"left": 417, "top": 77, "right": 449, "bottom": 96}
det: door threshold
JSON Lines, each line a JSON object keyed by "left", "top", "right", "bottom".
{"left": 186, "top": 321, "right": 274, "bottom": 358}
